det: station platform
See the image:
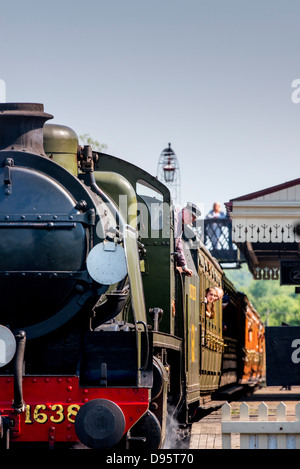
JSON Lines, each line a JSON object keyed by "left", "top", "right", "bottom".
{"left": 189, "top": 386, "right": 300, "bottom": 449}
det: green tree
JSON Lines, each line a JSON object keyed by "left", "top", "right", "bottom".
{"left": 226, "top": 264, "right": 300, "bottom": 326}
{"left": 79, "top": 134, "right": 108, "bottom": 152}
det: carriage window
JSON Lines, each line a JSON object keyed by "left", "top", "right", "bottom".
{"left": 136, "top": 181, "right": 164, "bottom": 230}
{"left": 136, "top": 181, "right": 163, "bottom": 202}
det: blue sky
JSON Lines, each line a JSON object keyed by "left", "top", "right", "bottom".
{"left": 1, "top": 0, "right": 300, "bottom": 215}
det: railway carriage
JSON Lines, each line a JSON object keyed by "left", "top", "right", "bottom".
{"left": 220, "top": 277, "right": 265, "bottom": 393}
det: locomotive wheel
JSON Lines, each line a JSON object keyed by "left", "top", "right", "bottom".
{"left": 127, "top": 410, "right": 162, "bottom": 450}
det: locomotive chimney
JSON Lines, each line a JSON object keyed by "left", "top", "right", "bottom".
{"left": 0, "top": 103, "right": 53, "bottom": 156}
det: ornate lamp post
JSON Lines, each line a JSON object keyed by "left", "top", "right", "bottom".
{"left": 157, "top": 143, "right": 181, "bottom": 204}
{"left": 163, "top": 156, "right": 175, "bottom": 183}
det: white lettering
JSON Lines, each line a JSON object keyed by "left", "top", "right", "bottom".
{"left": 106, "top": 454, "right": 141, "bottom": 466}
{"left": 291, "top": 79, "right": 300, "bottom": 103}
{"left": 291, "top": 338, "right": 300, "bottom": 363}
{"left": 0, "top": 79, "right": 5, "bottom": 103}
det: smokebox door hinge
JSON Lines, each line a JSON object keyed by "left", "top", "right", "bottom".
{"left": 3, "top": 158, "right": 14, "bottom": 195}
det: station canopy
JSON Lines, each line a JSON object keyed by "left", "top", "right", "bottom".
{"left": 226, "top": 178, "right": 300, "bottom": 281}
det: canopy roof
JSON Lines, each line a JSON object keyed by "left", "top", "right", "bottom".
{"left": 226, "top": 178, "right": 300, "bottom": 280}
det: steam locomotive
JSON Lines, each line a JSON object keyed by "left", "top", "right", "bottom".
{"left": 0, "top": 103, "right": 265, "bottom": 449}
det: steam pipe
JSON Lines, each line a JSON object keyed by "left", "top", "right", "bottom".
{"left": 12, "top": 330, "right": 26, "bottom": 413}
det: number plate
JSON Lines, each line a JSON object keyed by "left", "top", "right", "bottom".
{"left": 25, "top": 403, "right": 81, "bottom": 425}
